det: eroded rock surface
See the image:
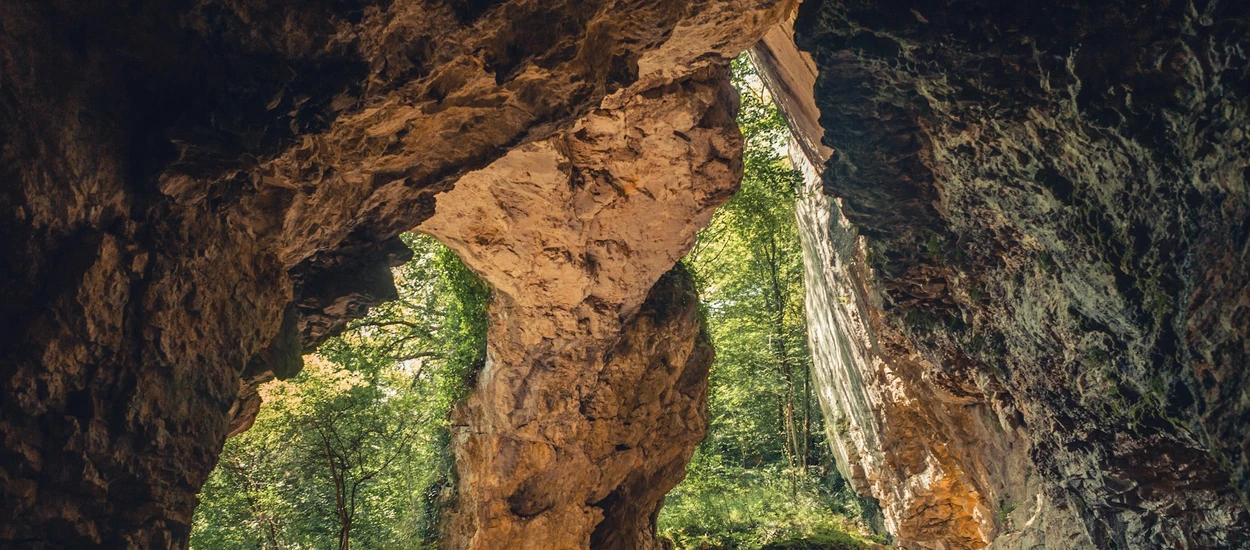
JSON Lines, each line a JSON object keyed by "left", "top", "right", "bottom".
{"left": 0, "top": 0, "right": 790, "bottom": 546}
{"left": 753, "top": 1, "right": 1250, "bottom": 548}
{"left": 418, "top": 1, "right": 797, "bottom": 546}
{"left": 418, "top": 63, "right": 747, "bottom": 548}
{"left": 12, "top": 0, "right": 1244, "bottom": 548}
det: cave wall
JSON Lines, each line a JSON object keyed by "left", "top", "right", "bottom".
{"left": 753, "top": 1, "right": 1250, "bottom": 548}
{"left": 0, "top": 0, "right": 792, "bottom": 547}
{"left": 414, "top": 31, "right": 775, "bottom": 544}
{"left": 8, "top": 0, "right": 1246, "bottom": 548}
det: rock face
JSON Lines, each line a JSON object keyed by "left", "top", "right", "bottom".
{"left": 416, "top": 55, "right": 752, "bottom": 548}
{"left": 753, "top": 1, "right": 1250, "bottom": 548}
{"left": 0, "top": 0, "right": 792, "bottom": 547}
{"left": 8, "top": 0, "right": 1245, "bottom": 548}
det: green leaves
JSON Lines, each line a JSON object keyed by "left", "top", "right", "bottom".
{"left": 683, "top": 54, "right": 812, "bottom": 473}
{"left": 191, "top": 52, "right": 874, "bottom": 549}
{"left": 192, "top": 235, "right": 489, "bottom": 549}
{"left": 661, "top": 56, "right": 870, "bottom": 550}
{"left": 659, "top": 454, "right": 872, "bottom": 550}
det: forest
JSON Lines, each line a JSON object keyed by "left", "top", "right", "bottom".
{"left": 190, "top": 58, "right": 881, "bottom": 550}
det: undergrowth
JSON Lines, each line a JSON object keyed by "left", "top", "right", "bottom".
{"left": 658, "top": 454, "right": 880, "bottom": 550}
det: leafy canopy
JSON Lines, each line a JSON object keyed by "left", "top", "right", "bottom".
{"left": 659, "top": 55, "right": 876, "bottom": 550}
{"left": 191, "top": 234, "right": 489, "bottom": 550}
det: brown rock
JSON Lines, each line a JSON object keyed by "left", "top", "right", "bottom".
{"left": 444, "top": 266, "right": 713, "bottom": 550}
{"left": 416, "top": 6, "right": 800, "bottom": 542}
{"left": 751, "top": 1, "right": 1250, "bottom": 548}
{"left": 0, "top": 0, "right": 790, "bottom": 546}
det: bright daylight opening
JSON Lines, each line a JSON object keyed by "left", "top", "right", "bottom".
{"left": 190, "top": 57, "right": 883, "bottom": 550}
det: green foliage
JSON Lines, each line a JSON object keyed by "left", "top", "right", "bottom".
{"left": 191, "top": 235, "right": 488, "bottom": 550}
{"left": 1136, "top": 271, "right": 1173, "bottom": 325}
{"left": 924, "top": 233, "right": 943, "bottom": 260}
{"left": 968, "top": 287, "right": 984, "bottom": 304}
{"left": 865, "top": 244, "right": 888, "bottom": 275}
{"left": 659, "top": 454, "right": 872, "bottom": 550}
{"left": 665, "top": 55, "right": 872, "bottom": 550}
{"left": 1085, "top": 347, "right": 1110, "bottom": 368}
{"left": 195, "top": 54, "right": 874, "bottom": 550}
{"left": 1035, "top": 251, "right": 1053, "bottom": 273}
{"left": 832, "top": 415, "right": 851, "bottom": 438}
{"left": 684, "top": 55, "right": 810, "bottom": 468}
{"left": 903, "top": 309, "right": 935, "bottom": 331}
{"left": 996, "top": 500, "right": 1018, "bottom": 526}
{"left": 762, "top": 531, "right": 866, "bottom": 550}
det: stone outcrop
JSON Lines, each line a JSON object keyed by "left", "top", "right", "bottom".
{"left": 416, "top": 55, "right": 753, "bottom": 548}
{"left": 8, "top": 0, "right": 1247, "bottom": 548}
{"left": 0, "top": 0, "right": 792, "bottom": 547}
{"left": 752, "top": 1, "right": 1250, "bottom": 548}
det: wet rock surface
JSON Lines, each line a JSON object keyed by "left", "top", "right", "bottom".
{"left": 0, "top": 0, "right": 790, "bottom": 546}
{"left": 764, "top": 1, "right": 1250, "bottom": 548}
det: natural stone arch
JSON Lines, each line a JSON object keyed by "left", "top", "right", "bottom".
{"left": 0, "top": 0, "right": 793, "bottom": 547}
{"left": 418, "top": 67, "right": 741, "bottom": 548}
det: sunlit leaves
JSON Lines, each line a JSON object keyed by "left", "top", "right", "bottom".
{"left": 661, "top": 56, "right": 866, "bottom": 549}
{"left": 192, "top": 235, "right": 489, "bottom": 549}
{"left": 682, "top": 55, "right": 813, "bottom": 470}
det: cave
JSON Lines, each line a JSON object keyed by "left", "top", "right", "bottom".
{"left": 2, "top": 0, "right": 1248, "bottom": 549}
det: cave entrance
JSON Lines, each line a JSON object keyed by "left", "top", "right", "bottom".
{"left": 654, "top": 57, "right": 874, "bottom": 549}
{"left": 191, "top": 234, "right": 489, "bottom": 549}
{"left": 188, "top": 56, "right": 871, "bottom": 550}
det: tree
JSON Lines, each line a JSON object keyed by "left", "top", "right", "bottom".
{"left": 685, "top": 55, "right": 814, "bottom": 479}
{"left": 191, "top": 57, "right": 874, "bottom": 550}
{"left": 660, "top": 56, "right": 871, "bottom": 550}
{"left": 191, "top": 234, "right": 489, "bottom": 549}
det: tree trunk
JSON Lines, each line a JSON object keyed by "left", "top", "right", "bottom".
{"left": 761, "top": 230, "right": 801, "bottom": 496}
{"left": 802, "top": 361, "right": 812, "bottom": 473}
{"left": 339, "top": 524, "right": 352, "bottom": 550}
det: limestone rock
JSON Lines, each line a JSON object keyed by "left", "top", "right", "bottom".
{"left": 444, "top": 266, "right": 713, "bottom": 550}
{"left": 0, "top": 0, "right": 790, "bottom": 546}
{"left": 751, "top": 1, "right": 1250, "bottom": 548}
{"left": 417, "top": 17, "right": 773, "bottom": 543}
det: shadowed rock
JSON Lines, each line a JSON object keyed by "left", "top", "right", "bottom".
{"left": 748, "top": 1, "right": 1250, "bottom": 548}
{"left": 0, "top": 0, "right": 791, "bottom": 546}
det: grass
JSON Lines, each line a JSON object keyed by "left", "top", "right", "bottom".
{"left": 762, "top": 531, "right": 866, "bottom": 550}
{"left": 996, "top": 501, "right": 1018, "bottom": 525}
{"left": 658, "top": 457, "right": 878, "bottom": 550}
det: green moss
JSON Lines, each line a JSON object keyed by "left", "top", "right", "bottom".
{"left": 968, "top": 287, "right": 984, "bottom": 304}
{"left": 866, "top": 245, "right": 888, "bottom": 274}
{"left": 903, "top": 309, "right": 935, "bottom": 331}
{"left": 833, "top": 415, "right": 851, "bottom": 438}
{"left": 1085, "top": 347, "right": 1110, "bottom": 368}
{"left": 1209, "top": 446, "right": 1235, "bottom": 474}
{"left": 1035, "top": 251, "right": 1053, "bottom": 273}
{"left": 1136, "top": 272, "right": 1173, "bottom": 325}
{"left": 969, "top": 333, "right": 986, "bottom": 351}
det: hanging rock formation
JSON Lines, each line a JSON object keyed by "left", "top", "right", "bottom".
{"left": 416, "top": 48, "right": 757, "bottom": 548}
{"left": 0, "top": 0, "right": 793, "bottom": 547}
{"left": 6, "top": 0, "right": 1248, "bottom": 548}
{"left": 753, "top": 1, "right": 1250, "bottom": 548}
